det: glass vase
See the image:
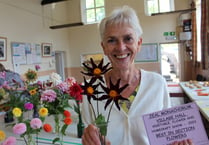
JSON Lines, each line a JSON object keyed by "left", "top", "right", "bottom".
{"left": 77, "top": 115, "right": 84, "bottom": 138}
{"left": 95, "top": 122, "right": 108, "bottom": 145}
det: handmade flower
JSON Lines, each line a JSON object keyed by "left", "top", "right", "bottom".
{"left": 43, "top": 124, "right": 52, "bottom": 133}
{"left": 80, "top": 77, "right": 103, "bottom": 104}
{"left": 24, "top": 102, "right": 34, "bottom": 110}
{"left": 63, "top": 110, "right": 71, "bottom": 118}
{"left": 69, "top": 82, "right": 83, "bottom": 102}
{"left": 30, "top": 118, "right": 42, "bottom": 129}
{"left": 12, "top": 107, "right": 22, "bottom": 117}
{"left": 24, "top": 69, "right": 38, "bottom": 83}
{"left": 0, "top": 130, "right": 6, "bottom": 141}
{"left": 35, "top": 64, "right": 41, "bottom": 71}
{"left": 41, "top": 89, "right": 57, "bottom": 102}
{"left": 64, "top": 117, "right": 73, "bottom": 125}
{"left": 13, "top": 123, "right": 27, "bottom": 135}
{"left": 1, "top": 136, "right": 17, "bottom": 145}
{"left": 39, "top": 107, "right": 48, "bottom": 117}
{"left": 99, "top": 78, "right": 129, "bottom": 110}
{"left": 50, "top": 72, "right": 62, "bottom": 85}
{"left": 81, "top": 58, "right": 112, "bottom": 83}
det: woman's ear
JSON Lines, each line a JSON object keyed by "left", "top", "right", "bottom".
{"left": 137, "top": 38, "right": 142, "bottom": 52}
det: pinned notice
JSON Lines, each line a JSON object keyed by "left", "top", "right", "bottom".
{"left": 143, "top": 102, "right": 209, "bottom": 145}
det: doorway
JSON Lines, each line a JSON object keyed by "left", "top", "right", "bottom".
{"left": 160, "top": 43, "right": 180, "bottom": 82}
{"left": 55, "top": 51, "right": 65, "bottom": 81}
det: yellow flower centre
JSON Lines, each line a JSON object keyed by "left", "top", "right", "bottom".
{"left": 109, "top": 90, "right": 118, "bottom": 98}
{"left": 93, "top": 68, "right": 101, "bottom": 75}
{"left": 87, "top": 87, "right": 94, "bottom": 95}
{"left": 29, "top": 89, "right": 37, "bottom": 95}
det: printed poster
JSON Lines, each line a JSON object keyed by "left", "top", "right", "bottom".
{"left": 143, "top": 102, "right": 209, "bottom": 145}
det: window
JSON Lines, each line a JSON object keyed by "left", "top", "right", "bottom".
{"left": 144, "top": 0, "right": 174, "bottom": 16}
{"left": 85, "top": 0, "right": 105, "bottom": 23}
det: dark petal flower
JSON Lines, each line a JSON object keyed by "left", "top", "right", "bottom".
{"left": 81, "top": 58, "right": 112, "bottom": 83}
{"left": 81, "top": 77, "right": 103, "bottom": 104}
{"left": 98, "top": 78, "right": 129, "bottom": 110}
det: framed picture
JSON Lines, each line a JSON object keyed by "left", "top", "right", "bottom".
{"left": 135, "top": 43, "right": 158, "bottom": 62}
{"left": 80, "top": 53, "right": 104, "bottom": 66}
{"left": 42, "top": 43, "right": 52, "bottom": 57}
{"left": 0, "top": 37, "right": 7, "bottom": 61}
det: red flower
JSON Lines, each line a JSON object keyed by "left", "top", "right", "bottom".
{"left": 63, "top": 110, "right": 71, "bottom": 117}
{"left": 43, "top": 124, "right": 52, "bottom": 133}
{"left": 69, "top": 82, "right": 83, "bottom": 102}
{"left": 64, "top": 117, "right": 73, "bottom": 125}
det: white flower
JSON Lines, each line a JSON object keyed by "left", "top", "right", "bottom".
{"left": 49, "top": 72, "right": 62, "bottom": 85}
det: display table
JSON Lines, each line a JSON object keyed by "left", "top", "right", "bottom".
{"left": 179, "top": 81, "right": 209, "bottom": 136}
{"left": 0, "top": 113, "right": 82, "bottom": 145}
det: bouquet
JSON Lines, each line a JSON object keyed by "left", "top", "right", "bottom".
{"left": 80, "top": 58, "right": 129, "bottom": 145}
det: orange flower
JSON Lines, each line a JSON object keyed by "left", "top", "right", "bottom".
{"left": 64, "top": 117, "right": 72, "bottom": 125}
{"left": 43, "top": 124, "right": 52, "bottom": 133}
{"left": 63, "top": 110, "right": 71, "bottom": 118}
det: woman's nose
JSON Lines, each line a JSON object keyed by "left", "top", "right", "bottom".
{"left": 116, "top": 40, "right": 126, "bottom": 51}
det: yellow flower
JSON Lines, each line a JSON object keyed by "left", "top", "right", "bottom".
{"left": 0, "top": 130, "right": 6, "bottom": 141}
{"left": 25, "top": 69, "right": 38, "bottom": 82}
{"left": 39, "top": 107, "right": 48, "bottom": 117}
{"left": 29, "top": 88, "right": 37, "bottom": 95}
{"left": 12, "top": 107, "right": 22, "bottom": 117}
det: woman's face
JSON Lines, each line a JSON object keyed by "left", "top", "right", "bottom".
{"left": 101, "top": 23, "right": 142, "bottom": 70}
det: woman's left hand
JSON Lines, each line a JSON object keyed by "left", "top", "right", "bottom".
{"left": 171, "top": 139, "right": 194, "bottom": 145}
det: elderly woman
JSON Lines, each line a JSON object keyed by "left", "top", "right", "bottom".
{"left": 81, "top": 6, "right": 194, "bottom": 145}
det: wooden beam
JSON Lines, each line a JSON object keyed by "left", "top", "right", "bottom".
{"left": 49, "top": 22, "right": 84, "bottom": 29}
{"left": 151, "top": 8, "right": 196, "bottom": 16}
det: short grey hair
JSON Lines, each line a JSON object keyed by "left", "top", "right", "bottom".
{"left": 99, "top": 5, "right": 143, "bottom": 41}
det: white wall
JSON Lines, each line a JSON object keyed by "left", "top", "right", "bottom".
{"left": 0, "top": 0, "right": 190, "bottom": 75}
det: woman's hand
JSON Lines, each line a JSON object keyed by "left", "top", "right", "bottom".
{"left": 82, "top": 124, "right": 111, "bottom": 145}
{"left": 171, "top": 139, "right": 194, "bottom": 145}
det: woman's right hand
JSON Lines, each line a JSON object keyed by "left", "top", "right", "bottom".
{"left": 171, "top": 139, "right": 194, "bottom": 145}
{"left": 82, "top": 124, "right": 111, "bottom": 145}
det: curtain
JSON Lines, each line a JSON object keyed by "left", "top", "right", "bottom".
{"left": 191, "top": 1, "right": 197, "bottom": 67}
{"left": 201, "top": 0, "right": 209, "bottom": 69}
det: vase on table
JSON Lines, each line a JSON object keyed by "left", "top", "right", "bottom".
{"left": 77, "top": 114, "right": 84, "bottom": 138}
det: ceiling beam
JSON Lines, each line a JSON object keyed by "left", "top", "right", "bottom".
{"left": 41, "top": 0, "right": 68, "bottom": 5}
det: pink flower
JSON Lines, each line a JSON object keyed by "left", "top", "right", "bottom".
{"left": 35, "top": 65, "right": 40, "bottom": 71}
{"left": 56, "top": 82, "right": 69, "bottom": 93}
{"left": 41, "top": 89, "right": 57, "bottom": 102}
{"left": 13, "top": 123, "right": 27, "bottom": 135}
{"left": 24, "top": 102, "right": 34, "bottom": 110}
{"left": 1, "top": 136, "right": 17, "bottom": 145}
{"left": 30, "top": 118, "right": 42, "bottom": 129}
{"left": 0, "top": 71, "right": 6, "bottom": 79}
{"left": 65, "top": 77, "right": 76, "bottom": 87}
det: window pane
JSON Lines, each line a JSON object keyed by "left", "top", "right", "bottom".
{"left": 159, "top": 0, "right": 170, "bottom": 12}
{"left": 86, "top": 0, "right": 94, "bottom": 9}
{"left": 87, "top": 9, "right": 96, "bottom": 23}
{"left": 147, "top": 0, "right": 158, "bottom": 14}
{"left": 95, "top": 0, "right": 104, "bottom": 7}
{"left": 96, "top": 7, "right": 105, "bottom": 21}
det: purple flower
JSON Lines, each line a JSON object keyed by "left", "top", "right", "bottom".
{"left": 56, "top": 82, "right": 68, "bottom": 93}
{"left": 13, "top": 123, "right": 27, "bottom": 135}
{"left": 35, "top": 65, "right": 40, "bottom": 71}
{"left": 30, "top": 118, "right": 42, "bottom": 129}
{"left": 40, "top": 89, "right": 57, "bottom": 102}
{"left": 2, "top": 136, "right": 17, "bottom": 145}
{"left": 0, "top": 71, "right": 6, "bottom": 79}
{"left": 24, "top": 102, "right": 34, "bottom": 110}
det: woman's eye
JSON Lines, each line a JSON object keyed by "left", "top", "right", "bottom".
{"left": 124, "top": 36, "right": 133, "bottom": 42}
{"left": 107, "top": 39, "right": 116, "bottom": 43}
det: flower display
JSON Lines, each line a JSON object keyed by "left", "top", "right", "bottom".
{"left": 80, "top": 58, "right": 129, "bottom": 144}
{"left": 0, "top": 66, "right": 74, "bottom": 145}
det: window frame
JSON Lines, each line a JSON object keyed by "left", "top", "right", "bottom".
{"left": 84, "top": 0, "right": 105, "bottom": 24}
{"left": 144, "top": 0, "right": 175, "bottom": 16}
